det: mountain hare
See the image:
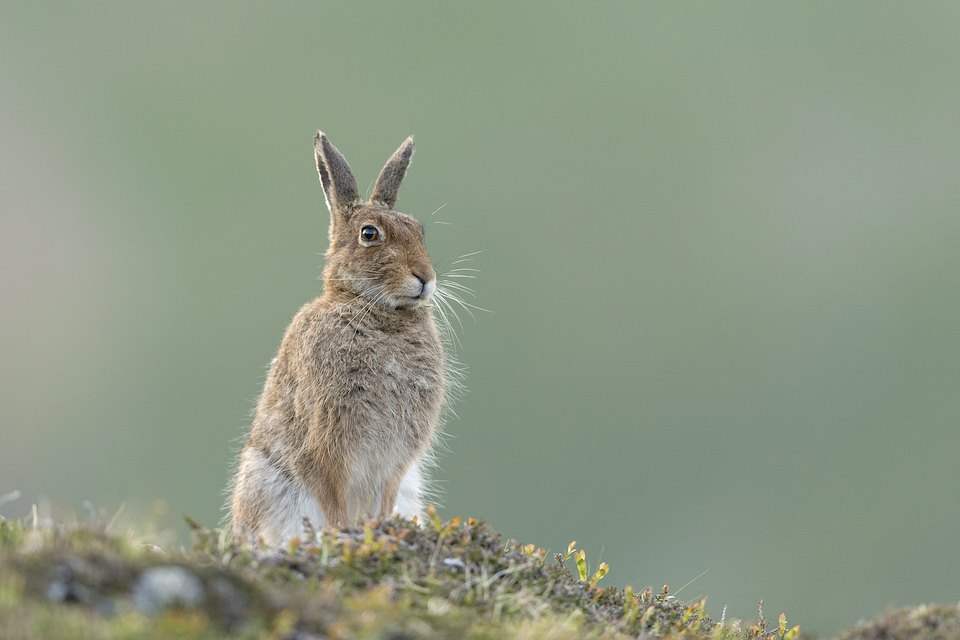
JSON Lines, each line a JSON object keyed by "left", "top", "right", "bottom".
{"left": 230, "top": 132, "right": 446, "bottom": 544}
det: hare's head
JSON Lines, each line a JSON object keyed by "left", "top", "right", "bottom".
{"left": 314, "top": 132, "right": 435, "bottom": 310}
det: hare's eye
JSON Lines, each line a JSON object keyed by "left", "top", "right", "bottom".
{"left": 360, "top": 226, "right": 380, "bottom": 243}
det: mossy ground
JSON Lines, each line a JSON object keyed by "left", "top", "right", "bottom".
{"left": 0, "top": 509, "right": 953, "bottom": 639}
{"left": 836, "top": 604, "right": 960, "bottom": 640}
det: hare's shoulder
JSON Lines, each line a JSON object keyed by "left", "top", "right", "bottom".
{"left": 285, "top": 297, "right": 346, "bottom": 334}
{"left": 276, "top": 299, "right": 351, "bottom": 360}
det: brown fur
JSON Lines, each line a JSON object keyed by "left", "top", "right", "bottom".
{"left": 230, "top": 132, "right": 446, "bottom": 542}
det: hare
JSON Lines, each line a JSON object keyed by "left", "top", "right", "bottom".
{"left": 229, "top": 132, "right": 446, "bottom": 544}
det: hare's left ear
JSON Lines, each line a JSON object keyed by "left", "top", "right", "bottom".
{"left": 370, "top": 136, "right": 415, "bottom": 209}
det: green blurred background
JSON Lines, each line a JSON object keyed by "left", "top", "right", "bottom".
{"left": 2, "top": 2, "right": 959, "bottom": 633}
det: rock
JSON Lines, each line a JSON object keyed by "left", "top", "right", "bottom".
{"left": 132, "top": 565, "right": 205, "bottom": 615}
{"left": 46, "top": 564, "right": 91, "bottom": 604}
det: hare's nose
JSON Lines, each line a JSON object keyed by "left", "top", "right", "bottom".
{"left": 412, "top": 271, "right": 436, "bottom": 299}
{"left": 412, "top": 268, "right": 434, "bottom": 288}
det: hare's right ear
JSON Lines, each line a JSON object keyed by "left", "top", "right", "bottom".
{"left": 313, "top": 131, "right": 360, "bottom": 218}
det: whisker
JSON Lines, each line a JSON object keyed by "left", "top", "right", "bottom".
{"left": 438, "top": 288, "right": 476, "bottom": 322}
{"left": 456, "top": 300, "right": 492, "bottom": 314}
{"left": 437, "top": 309, "right": 465, "bottom": 350}
{"left": 430, "top": 203, "right": 447, "bottom": 216}
{"left": 430, "top": 292, "right": 464, "bottom": 351}
{"left": 442, "top": 288, "right": 492, "bottom": 315}
{"left": 352, "top": 286, "right": 389, "bottom": 335}
{"left": 434, "top": 288, "right": 464, "bottom": 324}
{"left": 440, "top": 292, "right": 467, "bottom": 333}
{"left": 438, "top": 312, "right": 464, "bottom": 352}
{"left": 441, "top": 281, "right": 477, "bottom": 298}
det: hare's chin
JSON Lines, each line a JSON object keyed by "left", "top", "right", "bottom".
{"left": 396, "top": 297, "right": 428, "bottom": 311}
{"left": 356, "top": 287, "right": 427, "bottom": 311}
{"left": 368, "top": 293, "right": 414, "bottom": 311}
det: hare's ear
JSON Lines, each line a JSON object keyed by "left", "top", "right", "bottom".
{"left": 314, "top": 131, "right": 361, "bottom": 216}
{"left": 370, "top": 136, "right": 415, "bottom": 209}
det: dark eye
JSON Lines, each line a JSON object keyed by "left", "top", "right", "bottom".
{"left": 360, "top": 225, "right": 380, "bottom": 243}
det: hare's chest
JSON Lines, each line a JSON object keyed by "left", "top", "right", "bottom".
{"left": 322, "top": 316, "right": 445, "bottom": 441}
{"left": 376, "top": 336, "right": 444, "bottom": 417}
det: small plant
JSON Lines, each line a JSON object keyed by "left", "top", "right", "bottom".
{"left": 560, "top": 542, "right": 608, "bottom": 586}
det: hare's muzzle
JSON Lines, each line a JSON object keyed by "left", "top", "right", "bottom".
{"left": 419, "top": 278, "right": 437, "bottom": 300}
